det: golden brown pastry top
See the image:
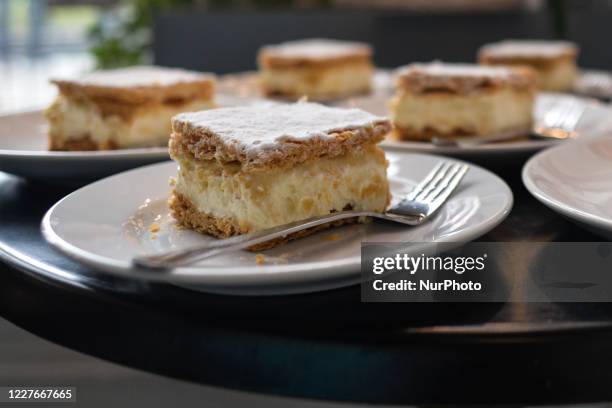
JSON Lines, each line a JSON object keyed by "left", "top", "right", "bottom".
{"left": 170, "top": 102, "right": 390, "bottom": 171}
{"left": 258, "top": 39, "right": 372, "bottom": 69}
{"left": 396, "top": 62, "right": 536, "bottom": 95}
{"left": 51, "top": 66, "right": 216, "bottom": 106}
{"left": 479, "top": 40, "right": 579, "bottom": 66}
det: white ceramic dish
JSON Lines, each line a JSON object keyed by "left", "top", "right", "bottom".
{"left": 523, "top": 136, "right": 612, "bottom": 240}
{"left": 42, "top": 151, "right": 513, "bottom": 295}
{"left": 0, "top": 94, "right": 255, "bottom": 182}
{"left": 575, "top": 69, "right": 612, "bottom": 100}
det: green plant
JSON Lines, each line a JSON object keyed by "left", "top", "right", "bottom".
{"left": 89, "top": 0, "right": 331, "bottom": 69}
{"left": 89, "top": 0, "right": 196, "bottom": 69}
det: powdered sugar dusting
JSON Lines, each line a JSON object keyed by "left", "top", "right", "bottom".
{"left": 174, "top": 102, "right": 387, "bottom": 154}
{"left": 398, "top": 62, "right": 515, "bottom": 79}
{"left": 261, "top": 38, "right": 371, "bottom": 60}
{"left": 480, "top": 40, "right": 578, "bottom": 58}
{"left": 396, "top": 61, "right": 535, "bottom": 94}
{"left": 53, "top": 66, "right": 214, "bottom": 88}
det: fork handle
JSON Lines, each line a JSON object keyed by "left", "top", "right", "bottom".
{"left": 132, "top": 210, "right": 376, "bottom": 270}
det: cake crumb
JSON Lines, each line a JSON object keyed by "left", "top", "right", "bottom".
{"left": 325, "top": 233, "right": 341, "bottom": 241}
{"left": 278, "top": 253, "right": 292, "bottom": 261}
{"left": 149, "top": 223, "right": 160, "bottom": 233}
{"left": 138, "top": 198, "right": 152, "bottom": 210}
{"left": 168, "top": 177, "right": 177, "bottom": 186}
{"left": 255, "top": 254, "right": 266, "bottom": 265}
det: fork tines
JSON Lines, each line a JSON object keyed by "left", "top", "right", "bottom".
{"left": 407, "top": 161, "right": 470, "bottom": 210}
{"left": 544, "top": 100, "right": 586, "bottom": 131}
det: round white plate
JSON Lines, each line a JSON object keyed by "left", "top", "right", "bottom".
{"left": 42, "top": 151, "right": 513, "bottom": 295}
{"left": 0, "top": 94, "right": 255, "bottom": 182}
{"left": 575, "top": 69, "right": 612, "bottom": 100}
{"left": 523, "top": 136, "right": 612, "bottom": 240}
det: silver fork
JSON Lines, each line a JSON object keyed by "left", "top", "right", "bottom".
{"left": 132, "top": 161, "right": 469, "bottom": 270}
{"left": 532, "top": 99, "right": 586, "bottom": 140}
{"left": 432, "top": 99, "right": 586, "bottom": 147}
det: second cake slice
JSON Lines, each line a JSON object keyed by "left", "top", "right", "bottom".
{"left": 46, "top": 66, "right": 216, "bottom": 151}
{"left": 389, "top": 62, "right": 536, "bottom": 142}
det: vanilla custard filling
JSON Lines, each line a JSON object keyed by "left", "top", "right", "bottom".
{"left": 47, "top": 96, "right": 215, "bottom": 147}
{"left": 390, "top": 88, "right": 533, "bottom": 135}
{"left": 260, "top": 62, "right": 372, "bottom": 98}
{"left": 174, "top": 146, "right": 389, "bottom": 232}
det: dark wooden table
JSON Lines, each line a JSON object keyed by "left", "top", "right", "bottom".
{"left": 1, "top": 157, "right": 612, "bottom": 405}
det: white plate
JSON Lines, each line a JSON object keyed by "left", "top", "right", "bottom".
{"left": 575, "top": 69, "right": 612, "bottom": 100}
{"left": 523, "top": 136, "right": 612, "bottom": 240}
{"left": 42, "top": 152, "right": 513, "bottom": 295}
{"left": 0, "top": 94, "right": 255, "bottom": 182}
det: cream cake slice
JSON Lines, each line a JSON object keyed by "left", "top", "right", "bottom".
{"left": 46, "top": 66, "right": 216, "bottom": 151}
{"left": 169, "top": 102, "right": 391, "bottom": 248}
{"left": 478, "top": 40, "right": 579, "bottom": 92}
{"left": 389, "top": 62, "right": 536, "bottom": 141}
{"left": 257, "top": 38, "right": 373, "bottom": 100}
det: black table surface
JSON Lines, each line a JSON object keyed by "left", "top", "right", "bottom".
{"left": 1, "top": 157, "right": 612, "bottom": 406}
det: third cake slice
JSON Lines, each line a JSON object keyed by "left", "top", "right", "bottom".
{"left": 479, "top": 40, "right": 579, "bottom": 92}
{"left": 257, "top": 38, "right": 373, "bottom": 100}
{"left": 169, "top": 102, "right": 390, "bottom": 248}
{"left": 389, "top": 62, "right": 536, "bottom": 142}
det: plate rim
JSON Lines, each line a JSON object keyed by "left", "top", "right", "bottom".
{"left": 41, "top": 152, "right": 513, "bottom": 291}
{"left": 0, "top": 148, "right": 169, "bottom": 160}
{"left": 522, "top": 136, "right": 612, "bottom": 232}
{"left": 381, "top": 138, "right": 552, "bottom": 155}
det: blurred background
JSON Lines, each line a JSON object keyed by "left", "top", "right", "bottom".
{"left": 1, "top": 0, "right": 611, "bottom": 111}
